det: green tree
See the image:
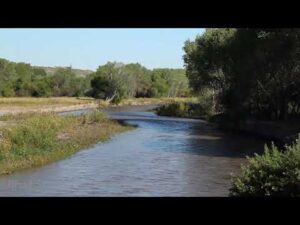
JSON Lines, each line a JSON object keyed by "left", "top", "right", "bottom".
{"left": 183, "top": 28, "right": 300, "bottom": 121}
{"left": 150, "top": 69, "right": 189, "bottom": 97}
{"left": 50, "top": 67, "right": 86, "bottom": 96}
{"left": 0, "top": 58, "right": 17, "bottom": 96}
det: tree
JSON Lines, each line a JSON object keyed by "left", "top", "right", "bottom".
{"left": 49, "top": 67, "right": 88, "bottom": 97}
{"left": 183, "top": 28, "right": 300, "bottom": 120}
{"left": 150, "top": 69, "right": 189, "bottom": 97}
{"left": 89, "top": 75, "right": 118, "bottom": 100}
{"left": 29, "top": 78, "right": 52, "bottom": 97}
{"left": 32, "top": 68, "right": 47, "bottom": 77}
{"left": 0, "top": 58, "right": 17, "bottom": 96}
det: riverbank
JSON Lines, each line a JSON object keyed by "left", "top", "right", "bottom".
{"left": 0, "top": 97, "right": 196, "bottom": 115}
{"left": 156, "top": 102, "right": 300, "bottom": 146}
{"left": 211, "top": 114, "right": 300, "bottom": 146}
{"left": 156, "top": 102, "right": 210, "bottom": 120}
{"left": 0, "top": 97, "right": 98, "bottom": 115}
{"left": 0, "top": 111, "right": 133, "bottom": 175}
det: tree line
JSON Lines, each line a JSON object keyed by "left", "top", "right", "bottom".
{"left": 0, "top": 58, "right": 190, "bottom": 101}
{"left": 184, "top": 28, "right": 300, "bottom": 121}
{"left": 0, "top": 58, "right": 89, "bottom": 97}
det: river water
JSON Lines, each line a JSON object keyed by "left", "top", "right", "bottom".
{"left": 0, "top": 105, "right": 264, "bottom": 196}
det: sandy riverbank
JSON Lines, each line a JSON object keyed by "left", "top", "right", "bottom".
{"left": 0, "top": 97, "right": 196, "bottom": 115}
{"left": 0, "top": 103, "right": 99, "bottom": 115}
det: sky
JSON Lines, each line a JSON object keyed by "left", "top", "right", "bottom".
{"left": 0, "top": 29, "right": 204, "bottom": 71}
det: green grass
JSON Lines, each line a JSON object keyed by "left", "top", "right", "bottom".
{"left": 0, "top": 110, "right": 133, "bottom": 175}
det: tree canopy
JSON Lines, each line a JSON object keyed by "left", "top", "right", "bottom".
{"left": 184, "top": 28, "right": 300, "bottom": 120}
{"left": 0, "top": 59, "right": 91, "bottom": 97}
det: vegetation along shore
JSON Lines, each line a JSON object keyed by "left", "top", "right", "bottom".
{"left": 0, "top": 97, "right": 195, "bottom": 115}
{"left": 157, "top": 29, "right": 300, "bottom": 146}
{"left": 1, "top": 28, "right": 300, "bottom": 196}
{"left": 0, "top": 110, "right": 133, "bottom": 175}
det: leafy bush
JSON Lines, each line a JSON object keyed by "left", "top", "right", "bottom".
{"left": 156, "top": 102, "right": 190, "bottom": 117}
{"left": 230, "top": 136, "right": 300, "bottom": 197}
{"left": 111, "top": 94, "right": 123, "bottom": 104}
{"left": 156, "top": 91, "right": 215, "bottom": 119}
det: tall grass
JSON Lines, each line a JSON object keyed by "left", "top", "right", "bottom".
{"left": 0, "top": 110, "right": 131, "bottom": 174}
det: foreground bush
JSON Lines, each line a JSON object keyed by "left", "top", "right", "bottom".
{"left": 230, "top": 136, "right": 300, "bottom": 197}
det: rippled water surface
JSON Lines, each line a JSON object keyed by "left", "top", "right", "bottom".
{"left": 0, "top": 105, "right": 264, "bottom": 196}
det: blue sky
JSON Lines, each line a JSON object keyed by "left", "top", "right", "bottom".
{"left": 0, "top": 29, "right": 204, "bottom": 71}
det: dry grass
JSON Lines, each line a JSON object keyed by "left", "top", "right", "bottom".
{"left": 0, "top": 97, "right": 95, "bottom": 107}
{"left": 0, "top": 97, "right": 98, "bottom": 115}
{"left": 115, "top": 97, "right": 198, "bottom": 106}
{"left": 0, "top": 97, "right": 196, "bottom": 115}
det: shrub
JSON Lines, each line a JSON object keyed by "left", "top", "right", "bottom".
{"left": 156, "top": 97, "right": 214, "bottom": 119}
{"left": 156, "top": 102, "right": 189, "bottom": 117}
{"left": 230, "top": 136, "right": 300, "bottom": 197}
{"left": 111, "top": 94, "right": 123, "bottom": 104}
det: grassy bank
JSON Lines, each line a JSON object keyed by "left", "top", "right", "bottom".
{"left": 0, "top": 111, "right": 133, "bottom": 175}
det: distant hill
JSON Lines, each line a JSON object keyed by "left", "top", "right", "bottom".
{"left": 34, "top": 66, "right": 94, "bottom": 77}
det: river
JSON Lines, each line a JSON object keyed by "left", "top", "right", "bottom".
{"left": 0, "top": 105, "right": 264, "bottom": 196}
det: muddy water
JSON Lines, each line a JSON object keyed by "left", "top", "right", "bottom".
{"left": 0, "top": 105, "right": 264, "bottom": 196}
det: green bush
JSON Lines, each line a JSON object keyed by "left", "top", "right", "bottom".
{"left": 230, "top": 136, "right": 300, "bottom": 197}
{"left": 156, "top": 95, "right": 214, "bottom": 119}
{"left": 156, "top": 102, "right": 189, "bottom": 117}
{"left": 1, "top": 85, "right": 15, "bottom": 97}
{"left": 111, "top": 94, "right": 123, "bottom": 104}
